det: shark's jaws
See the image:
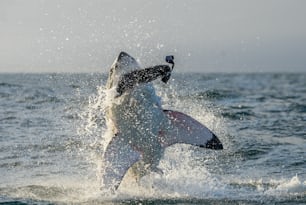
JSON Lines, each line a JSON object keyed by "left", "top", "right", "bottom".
{"left": 101, "top": 51, "right": 223, "bottom": 192}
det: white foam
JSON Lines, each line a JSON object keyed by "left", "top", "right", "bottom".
{"left": 112, "top": 145, "right": 227, "bottom": 199}
{"left": 265, "top": 175, "right": 306, "bottom": 196}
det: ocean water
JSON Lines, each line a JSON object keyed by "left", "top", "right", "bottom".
{"left": 0, "top": 73, "right": 305, "bottom": 205}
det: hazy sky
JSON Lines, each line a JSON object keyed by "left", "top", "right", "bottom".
{"left": 1, "top": 0, "right": 306, "bottom": 73}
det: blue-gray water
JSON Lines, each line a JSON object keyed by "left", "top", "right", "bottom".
{"left": 0, "top": 73, "right": 305, "bottom": 204}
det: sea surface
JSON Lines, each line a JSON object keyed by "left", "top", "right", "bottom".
{"left": 0, "top": 73, "right": 305, "bottom": 205}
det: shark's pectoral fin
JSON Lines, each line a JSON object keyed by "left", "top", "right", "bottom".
{"left": 159, "top": 110, "right": 223, "bottom": 150}
{"left": 101, "top": 135, "right": 141, "bottom": 192}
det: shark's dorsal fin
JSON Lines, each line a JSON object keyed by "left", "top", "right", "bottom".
{"left": 159, "top": 110, "right": 223, "bottom": 150}
{"left": 101, "top": 135, "right": 141, "bottom": 192}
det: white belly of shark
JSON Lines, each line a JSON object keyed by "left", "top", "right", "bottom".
{"left": 101, "top": 52, "right": 223, "bottom": 193}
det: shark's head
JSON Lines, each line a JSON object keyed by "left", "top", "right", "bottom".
{"left": 106, "top": 52, "right": 141, "bottom": 89}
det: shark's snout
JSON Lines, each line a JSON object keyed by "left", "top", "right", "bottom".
{"left": 117, "top": 51, "right": 136, "bottom": 65}
{"left": 107, "top": 51, "right": 141, "bottom": 89}
{"left": 118, "top": 51, "right": 130, "bottom": 60}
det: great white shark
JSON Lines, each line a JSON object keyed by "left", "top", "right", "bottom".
{"left": 101, "top": 52, "right": 223, "bottom": 192}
